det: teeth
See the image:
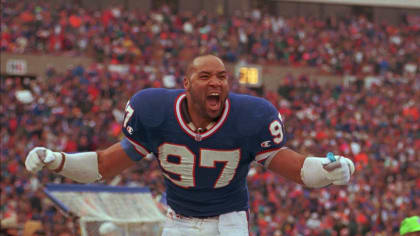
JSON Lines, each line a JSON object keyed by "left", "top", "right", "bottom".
{"left": 209, "top": 93, "right": 220, "bottom": 96}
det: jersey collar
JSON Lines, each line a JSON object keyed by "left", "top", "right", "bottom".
{"left": 175, "top": 93, "right": 230, "bottom": 141}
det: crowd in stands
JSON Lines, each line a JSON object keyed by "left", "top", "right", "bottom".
{"left": 1, "top": 1, "right": 419, "bottom": 236}
{"left": 2, "top": 1, "right": 419, "bottom": 75}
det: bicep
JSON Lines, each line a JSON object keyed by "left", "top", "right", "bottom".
{"left": 97, "top": 142, "right": 137, "bottom": 180}
{"left": 267, "top": 148, "right": 306, "bottom": 185}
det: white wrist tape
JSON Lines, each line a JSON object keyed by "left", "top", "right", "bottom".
{"left": 301, "top": 156, "right": 355, "bottom": 188}
{"left": 56, "top": 152, "right": 102, "bottom": 183}
{"left": 301, "top": 157, "right": 331, "bottom": 188}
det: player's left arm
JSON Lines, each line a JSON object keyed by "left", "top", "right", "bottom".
{"left": 252, "top": 100, "right": 355, "bottom": 188}
{"left": 266, "top": 148, "right": 306, "bottom": 185}
{"left": 267, "top": 149, "right": 355, "bottom": 188}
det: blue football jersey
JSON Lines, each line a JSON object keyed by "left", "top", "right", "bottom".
{"left": 121, "top": 88, "right": 286, "bottom": 217}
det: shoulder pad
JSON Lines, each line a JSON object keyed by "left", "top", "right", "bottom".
{"left": 132, "top": 88, "right": 176, "bottom": 128}
{"left": 231, "top": 94, "right": 276, "bottom": 137}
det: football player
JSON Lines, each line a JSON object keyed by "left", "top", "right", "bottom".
{"left": 26, "top": 55, "right": 355, "bottom": 236}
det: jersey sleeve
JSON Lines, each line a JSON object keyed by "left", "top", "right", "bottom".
{"left": 120, "top": 93, "right": 151, "bottom": 161}
{"left": 249, "top": 101, "right": 286, "bottom": 168}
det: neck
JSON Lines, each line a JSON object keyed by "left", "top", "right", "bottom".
{"left": 183, "top": 97, "right": 213, "bottom": 130}
{"left": 189, "top": 104, "right": 212, "bottom": 130}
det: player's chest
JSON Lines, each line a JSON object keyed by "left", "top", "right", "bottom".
{"left": 147, "top": 121, "right": 250, "bottom": 189}
{"left": 153, "top": 126, "right": 244, "bottom": 164}
{"left": 149, "top": 118, "right": 241, "bottom": 151}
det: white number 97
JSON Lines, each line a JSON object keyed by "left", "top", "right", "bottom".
{"left": 269, "top": 114, "right": 284, "bottom": 144}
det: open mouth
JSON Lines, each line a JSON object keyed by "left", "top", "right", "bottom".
{"left": 206, "top": 93, "right": 221, "bottom": 111}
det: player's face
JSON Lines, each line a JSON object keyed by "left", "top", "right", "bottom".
{"left": 185, "top": 56, "right": 229, "bottom": 120}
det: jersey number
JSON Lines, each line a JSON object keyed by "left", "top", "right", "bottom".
{"left": 269, "top": 114, "right": 284, "bottom": 144}
{"left": 123, "top": 101, "right": 134, "bottom": 128}
{"left": 159, "top": 143, "right": 240, "bottom": 189}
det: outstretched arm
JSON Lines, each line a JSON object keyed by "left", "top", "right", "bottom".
{"left": 266, "top": 148, "right": 306, "bottom": 185}
{"left": 267, "top": 148, "right": 355, "bottom": 188}
{"left": 97, "top": 142, "right": 137, "bottom": 180}
{"left": 25, "top": 142, "right": 137, "bottom": 183}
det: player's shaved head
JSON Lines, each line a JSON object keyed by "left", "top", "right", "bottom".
{"left": 186, "top": 55, "right": 225, "bottom": 79}
{"left": 183, "top": 54, "right": 229, "bottom": 126}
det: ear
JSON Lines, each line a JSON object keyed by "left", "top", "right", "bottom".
{"left": 183, "top": 77, "right": 190, "bottom": 89}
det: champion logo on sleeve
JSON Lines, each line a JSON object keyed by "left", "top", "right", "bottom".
{"left": 260, "top": 140, "right": 272, "bottom": 148}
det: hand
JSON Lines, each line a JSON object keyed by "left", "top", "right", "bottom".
{"left": 25, "top": 147, "right": 62, "bottom": 173}
{"left": 322, "top": 155, "right": 355, "bottom": 185}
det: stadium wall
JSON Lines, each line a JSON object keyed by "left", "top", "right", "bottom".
{"left": 1, "top": 53, "right": 342, "bottom": 91}
{"left": 0, "top": 53, "right": 93, "bottom": 78}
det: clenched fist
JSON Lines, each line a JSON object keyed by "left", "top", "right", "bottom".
{"left": 25, "top": 147, "right": 63, "bottom": 173}
{"left": 301, "top": 154, "right": 355, "bottom": 188}
{"left": 322, "top": 155, "right": 355, "bottom": 185}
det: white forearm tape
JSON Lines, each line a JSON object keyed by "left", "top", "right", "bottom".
{"left": 300, "top": 157, "right": 331, "bottom": 188}
{"left": 58, "top": 152, "right": 102, "bottom": 183}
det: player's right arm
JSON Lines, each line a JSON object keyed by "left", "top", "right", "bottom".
{"left": 25, "top": 142, "right": 137, "bottom": 183}
{"left": 97, "top": 142, "right": 137, "bottom": 180}
{"left": 25, "top": 90, "right": 153, "bottom": 183}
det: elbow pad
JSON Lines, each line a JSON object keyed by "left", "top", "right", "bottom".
{"left": 57, "top": 152, "right": 102, "bottom": 183}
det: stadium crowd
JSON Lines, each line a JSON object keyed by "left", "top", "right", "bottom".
{"left": 1, "top": 1, "right": 419, "bottom": 236}
{"left": 2, "top": 1, "right": 419, "bottom": 75}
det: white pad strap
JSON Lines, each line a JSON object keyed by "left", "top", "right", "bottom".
{"left": 58, "top": 152, "right": 102, "bottom": 183}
